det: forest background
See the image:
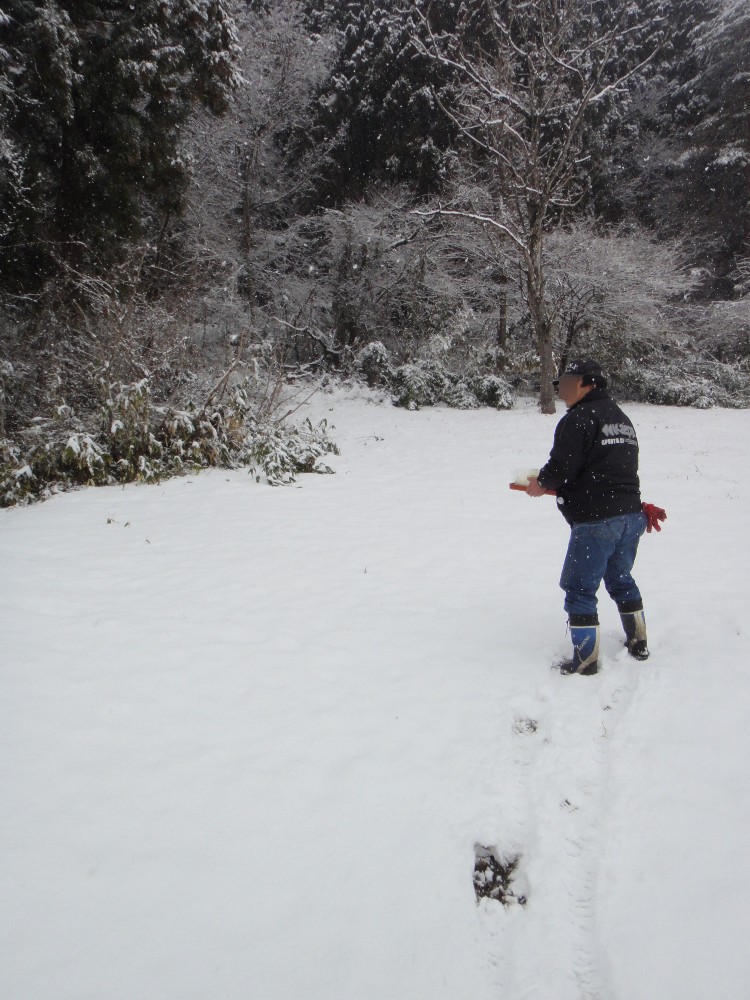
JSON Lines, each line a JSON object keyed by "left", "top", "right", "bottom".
{"left": 1, "top": 0, "right": 748, "bottom": 503}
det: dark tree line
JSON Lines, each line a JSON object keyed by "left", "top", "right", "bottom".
{"left": 0, "top": 0, "right": 239, "bottom": 297}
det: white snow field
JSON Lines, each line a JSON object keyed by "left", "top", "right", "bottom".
{"left": 2, "top": 388, "right": 750, "bottom": 1000}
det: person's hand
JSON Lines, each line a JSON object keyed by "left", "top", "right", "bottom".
{"left": 526, "top": 476, "right": 547, "bottom": 497}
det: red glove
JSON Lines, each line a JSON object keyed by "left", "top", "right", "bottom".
{"left": 642, "top": 502, "right": 667, "bottom": 533}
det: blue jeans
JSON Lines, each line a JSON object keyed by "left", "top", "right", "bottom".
{"left": 560, "top": 511, "right": 646, "bottom": 617}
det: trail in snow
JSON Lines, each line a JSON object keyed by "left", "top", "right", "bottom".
{"left": 1, "top": 388, "right": 750, "bottom": 1000}
{"left": 498, "top": 654, "right": 642, "bottom": 1000}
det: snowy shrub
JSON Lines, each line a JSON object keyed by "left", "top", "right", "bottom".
{"left": 442, "top": 380, "right": 481, "bottom": 409}
{"left": 357, "top": 341, "right": 393, "bottom": 387}
{"left": 159, "top": 404, "right": 240, "bottom": 471}
{"left": 466, "top": 373, "right": 515, "bottom": 409}
{"left": 243, "top": 417, "right": 339, "bottom": 485}
{"left": 617, "top": 360, "right": 750, "bottom": 409}
{"left": 60, "top": 433, "right": 110, "bottom": 483}
{"left": 0, "top": 375, "right": 340, "bottom": 507}
{"left": 0, "top": 437, "right": 35, "bottom": 506}
{"left": 102, "top": 381, "right": 164, "bottom": 483}
{"left": 0, "top": 403, "right": 112, "bottom": 504}
{"left": 391, "top": 359, "right": 449, "bottom": 409}
{"left": 389, "top": 358, "right": 515, "bottom": 411}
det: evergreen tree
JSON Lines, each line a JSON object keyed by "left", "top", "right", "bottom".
{"left": 669, "top": 0, "right": 750, "bottom": 286}
{"left": 300, "top": 0, "right": 342, "bottom": 34}
{"left": 591, "top": 0, "right": 748, "bottom": 292}
{"left": 0, "top": 0, "right": 239, "bottom": 298}
{"left": 292, "top": 0, "right": 466, "bottom": 202}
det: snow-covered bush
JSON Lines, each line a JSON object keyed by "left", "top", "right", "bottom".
{"left": 0, "top": 374, "right": 340, "bottom": 507}
{"left": 389, "top": 358, "right": 515, "bottom": 411}
{"left": 244, "top": 417, "right": 338, "bottom": 485}
{"left": 442, "top": 380, "right": 481, "bottom": 410}
{"left": 61, "top": 433, "right": 110, "bottom": 482}
{"left": 0, "top": 437, "right": 34, "bottom": 506}
{"left": 103, "top": 381, "right": 164, "bottom": 483}
{"left": 357, "top": 341, "right": 393, "bottom": 387}
{"left": 391, "top": 359, "right": 450, "bottom": 409}
{"left": 467, "top": 373, "right": 515, "bottom": 409}
{"left": 616, "top": 360, "right": 750, "bottom": 409}
{"left": 1, "top": 403, "right": 113, "bottom": 504}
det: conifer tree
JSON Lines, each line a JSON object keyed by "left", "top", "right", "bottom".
{"left": 594, "top": 0, "right": 748, "bottom": 288}
{"left": 295, "top": 0, "right": 465, "bottom": 201}
{"left": 669, "top": 0, "right": 749, "bottom": 284}
{"left": 0, "top": 0, "right": 239, "bottom": 298}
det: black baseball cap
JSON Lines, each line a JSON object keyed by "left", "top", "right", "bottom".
{"left": 552, "top": 358, "right": 607, "bottom": 388}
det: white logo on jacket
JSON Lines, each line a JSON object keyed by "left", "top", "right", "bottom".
{"left": 601, "top": 422, "right": 637, "bottom": 446}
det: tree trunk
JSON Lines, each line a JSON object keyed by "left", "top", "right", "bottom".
{"left": 526, "top": 253, "right": 556, "bottom": 414}
{"left": 240, "top": 146, "right": 256, "bottom": 254}
{"left": 536, "top": 318, "right": 557, "bottom": 414}
{"left": 496, "top": 294, "right": 507, "bottom": 350}
{"left": 559, "top": 316, "right": 579, "bottom": 375}
{"left": 332, "top": 227, "right": 355, "bottom": 363}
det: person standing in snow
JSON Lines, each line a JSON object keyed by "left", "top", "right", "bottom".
{"left": 526, "top": 358, "right": 649, "bottom": 675}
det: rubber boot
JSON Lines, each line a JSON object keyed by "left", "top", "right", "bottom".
{"left": 618, "top": 600, "right": 649, "bottom": 660}
{"left": 559, "top": 615, "right": 600, "bottom": 675}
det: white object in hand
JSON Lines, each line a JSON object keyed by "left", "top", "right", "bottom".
{"left": 513, "top": 468, "right": 540, "bottom": 487}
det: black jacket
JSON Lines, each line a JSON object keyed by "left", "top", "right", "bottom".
{"left": 537, "top": 389, "right": 642, "bottom": 524}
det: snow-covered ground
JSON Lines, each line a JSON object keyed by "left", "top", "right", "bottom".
{"left": 2, "top": 388, "right": 749, "bottom": 1000}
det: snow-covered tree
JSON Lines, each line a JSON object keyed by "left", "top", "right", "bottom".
{"left": 294, "top": 0, "right": 464, "bottom": 202}
{"left": 0, "top": 0, "right": 240, "bottom": 299}
{"left": 0, "top": 11, "right": 26, "bottom": 242}
{"left": 670, "top": 0, "right": 750, "bottom": 285}
{"left": 544, "top": 223, "right": 699, "bottom": 369}
{"left": 593, "top": 0, "right": 748, "bottom": 291}
{"left": 413, "top": 0, "right": 664, "bottom": 412}
{"left": 181, "top": 0, "right": 336, "bottom": 354}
